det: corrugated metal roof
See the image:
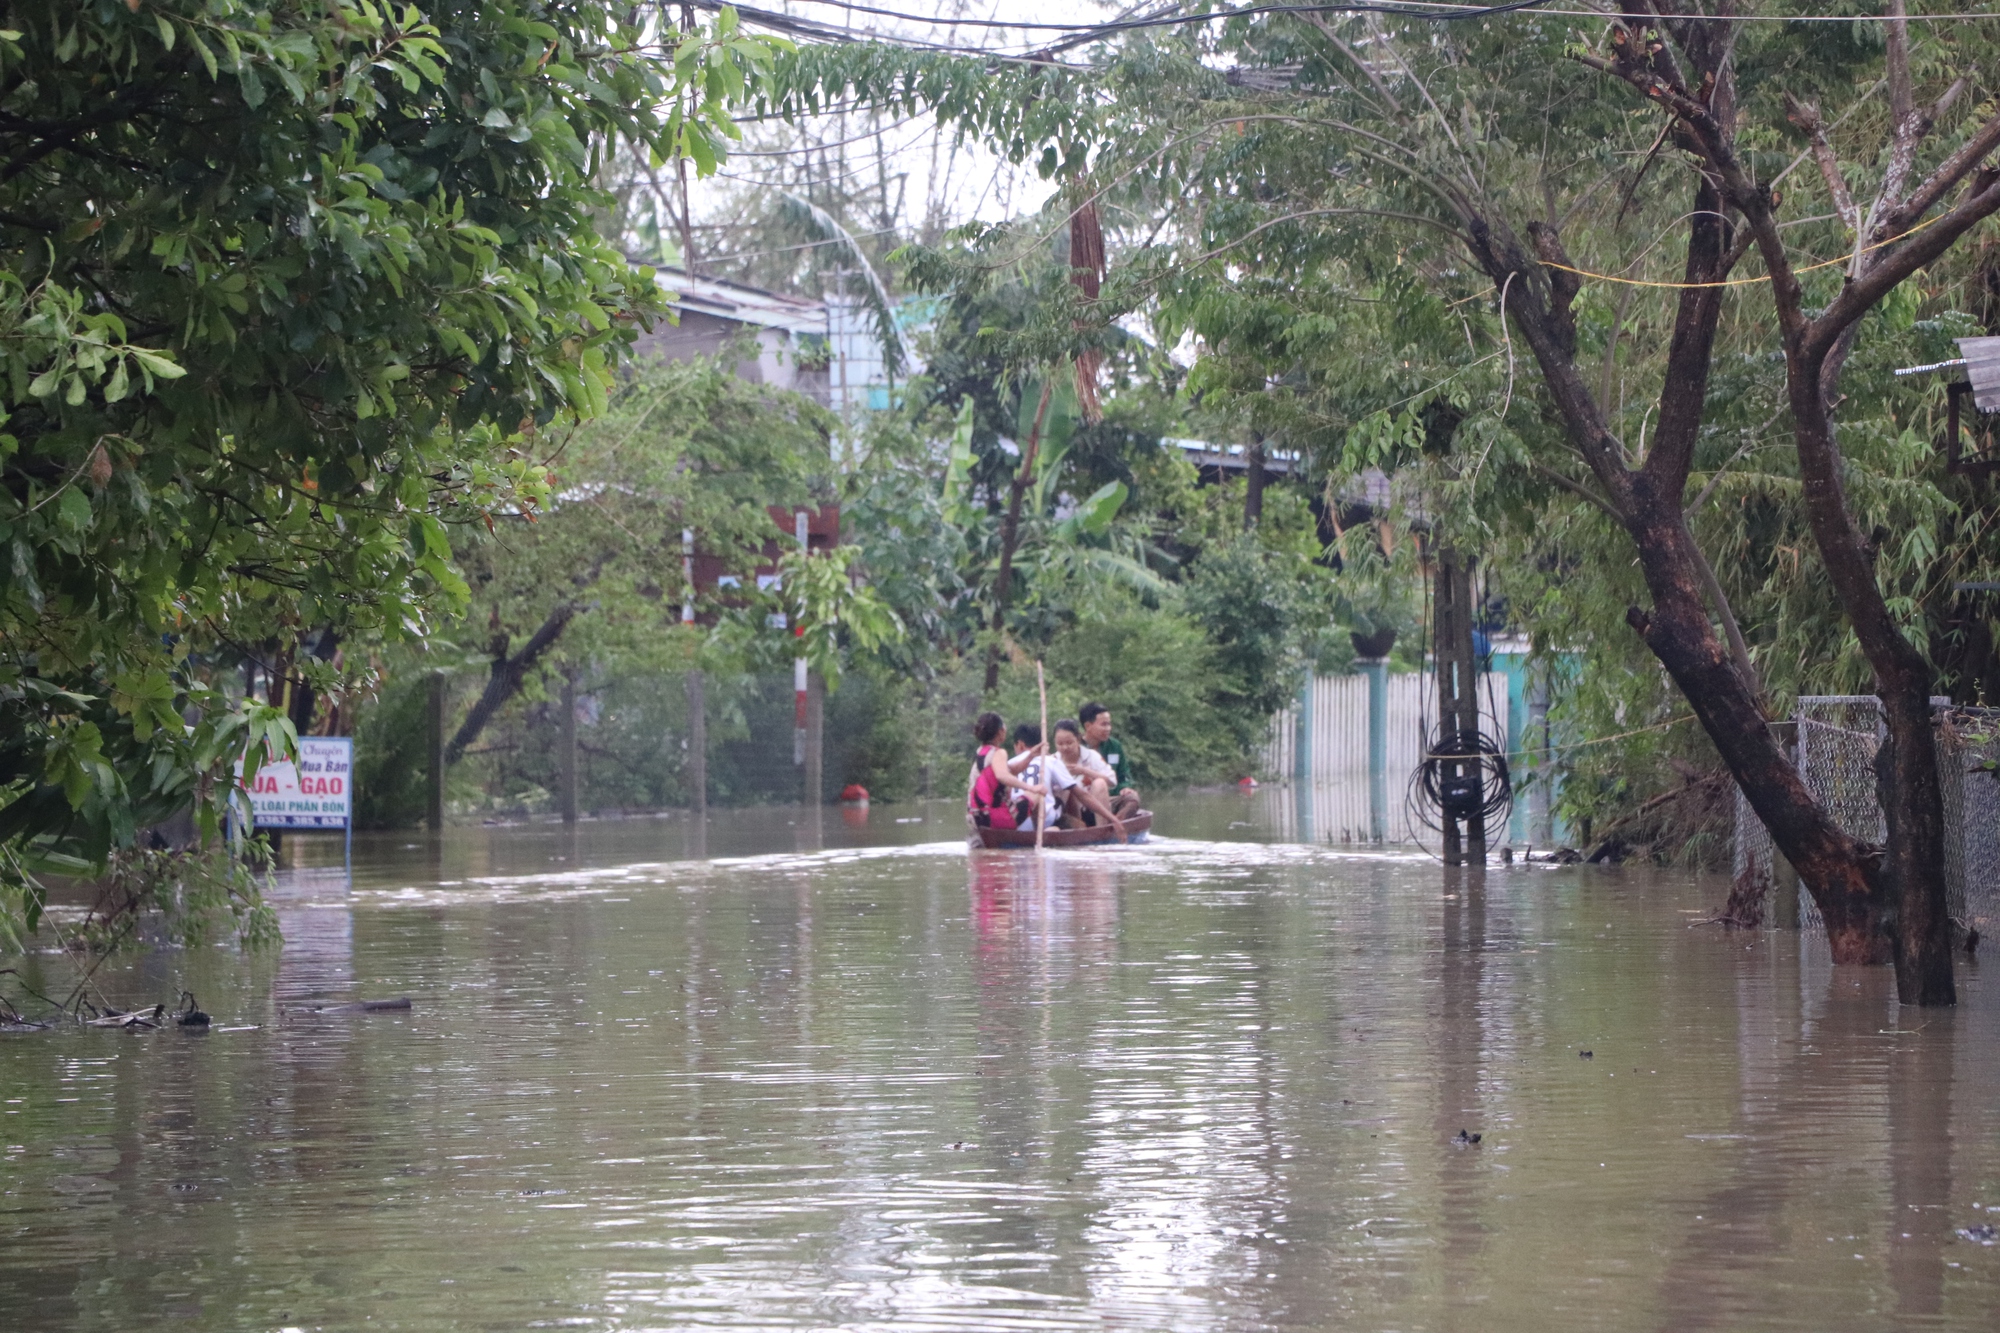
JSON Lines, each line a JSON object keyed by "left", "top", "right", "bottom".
{"left": 1955, "top": 336, "right": 2000, "bottom": 411}
{"left": 656, "top": 268, "right": 826, "bottom": 337}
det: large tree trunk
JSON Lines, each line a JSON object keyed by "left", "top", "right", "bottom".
{"left": 1641, "top": 5, "right": 2000, "bottom": 1004}
{"left": 1621, "top": 491, "right": 1892, "bottom": 961}
{"left": 1467, "top": 164, "right": 1903, "bottom": 973}
{"left": 983, "top": 380, "right": 1055, "bottom": 694}
{"left": 1461, "top": 10, "right": 2000, "bottom": 1003}
{"left": 1786, "top": 364, "right": 1953, "bottom": 997}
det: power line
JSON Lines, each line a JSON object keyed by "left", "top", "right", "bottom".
{"left": 769, "top": 0, "right": 1190, "bottom": 32}
{"left": 698, "top": 0, "right": 2000, "bottom": 51}
{"left": 726, "top": 110, "right": 929, "bottom": 155}
{"left": 1515, "top": 3, "right": 2000, "bottom": 18}
{"left": 770, "top": 0, "right": 1549, "bottom": 34}
{"left": 692, "top": 1, "right": 1558, "bottom": 60}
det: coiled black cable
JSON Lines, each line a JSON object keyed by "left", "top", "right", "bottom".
{"left": 1409, "top": 724, "right": 1513, "bottom": 834}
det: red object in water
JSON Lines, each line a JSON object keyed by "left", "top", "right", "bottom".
{"left": 840, "top": 804, "right": 871, "bottom": 829}
{"left": 1238, "top": 776, "right": 1259, "bottom": 790}
{"left": 840, "top": 784, "right": 870, "bottom": 804}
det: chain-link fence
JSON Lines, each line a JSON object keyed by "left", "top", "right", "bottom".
{"left": 353, "top": 666, "right": 973, "bottom": 826}
{"left": 1938, "top": 708, "right": 2000, "bottom": 937}
{"left": 1733, "top": 696, "right": 2000, "bottom": 938}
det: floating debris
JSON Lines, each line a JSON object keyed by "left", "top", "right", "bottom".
{"left": 1452, "top": 1129, "right": 1482, "bottom": 1147}
{"left": 1958, "top": 1224, "right": 1998, "bottom": 1245}
{"left": 87, "top": 1004, "right": 165, "bottom": 1029}
{"left": 294, "top": 997, "right": 413, "bottom": 1015}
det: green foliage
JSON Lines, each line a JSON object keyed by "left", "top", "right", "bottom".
{"left": 1183, "top": 534, "right": 1313, "bottom": 732}
{"left": 1, "top": 839, "right": 278, "bottom": 958}
{"left": 842, "top": 403, "right": 975, "bottom": 671}
{"left": 2, "top": 675, "right": 296, "bottom": 872}
{"left": 350, "top": 656, "right": 435, "bottom": 829}
{"left": 90, "top": 843, "right": 281, "bottom": 952}
{"left": 1, "top": 1, "right": 776, "bottom": 924}
{"left": 451, "top": 350, "right": 832, "bottom": 678}
{"left": 720, "top": 7, "right": 2000, "bottom": 851}
{"left": 762, "top": 42, "right": 1099, "bottom": 174}
{"left": 778, "top": 546, "right": 904, "bottom": 684}
{"left": 999, "top": 609, "right": 1243, "bottom": 787}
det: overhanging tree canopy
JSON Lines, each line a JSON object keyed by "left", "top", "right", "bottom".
{"left": 753, "top": 1, "right": 2000, "bottom": 1005}
{"left": 0, "top": 1, "right": 774, "bottom": 912}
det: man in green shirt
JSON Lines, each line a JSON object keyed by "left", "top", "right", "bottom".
{"left": 1079, "top": 701, "right": 1141, "bottom": 816}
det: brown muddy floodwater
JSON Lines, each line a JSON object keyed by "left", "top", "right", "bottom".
{"left": 3, "top": 792, "right": 1999, "bottom": 1331}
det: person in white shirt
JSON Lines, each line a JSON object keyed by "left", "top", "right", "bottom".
{"left": 1008, "top": 722, "right": 1074, "bottom": 830}
{"left": 1013, "top": 723, "right": 1126, "bottom": 835}
{"left": 1056, "top": 718, "right": 1140, "bottom": 819}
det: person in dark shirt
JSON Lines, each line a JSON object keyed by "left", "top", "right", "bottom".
{"left": 1078, "top": 701, "right": 1140, "bottom": 815}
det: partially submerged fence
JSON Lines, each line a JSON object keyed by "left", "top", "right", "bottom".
{"left": 1265, "top": 666, "right": 1527, "bottom": 845}
{"left": 1733, "top": 695, "right": 2000, "bottom": 937}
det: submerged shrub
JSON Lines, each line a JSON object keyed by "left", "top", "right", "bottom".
{"left": 2, "top": 843, "right": 278, "bottom": 956}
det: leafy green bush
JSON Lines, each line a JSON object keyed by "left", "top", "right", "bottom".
{"left": 994, "top": 609, "right": 1242, "bottom": 786}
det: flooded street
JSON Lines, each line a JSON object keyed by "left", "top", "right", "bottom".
{"left": 4, "top": 793, "right": 1999, "bottom": 1331}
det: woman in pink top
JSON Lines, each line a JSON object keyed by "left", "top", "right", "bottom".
{"left": 967, "top": 711, "right": 1038, "bottom": 829}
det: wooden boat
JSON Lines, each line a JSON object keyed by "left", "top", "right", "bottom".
{"left": 970, "top": 810, "right": 1152, "bottom": 850}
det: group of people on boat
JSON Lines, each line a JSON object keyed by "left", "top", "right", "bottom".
{"left": 967, "top": 702, "right": 1143, "bottom": 838}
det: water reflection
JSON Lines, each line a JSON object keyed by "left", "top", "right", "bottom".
{"left": 2, "top": 810, "right": 1997, "bottom": 1332}
{"left": 267, "top": 865, "right": 355, "bottom": 1004}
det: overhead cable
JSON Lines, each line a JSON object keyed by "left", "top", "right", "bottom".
{"left": 1541, "top": 211, "right": 1949, "bottom": 290}
{"left": 763, "top": 0, "right": 2000, "bottom": 28}
{"left": 763, "top": 0, "right": 1551, "bottom": 35}
{"left": 690, "top": 1, "right": 1556, "bottom": 59}
{"left": 693, "top": 0, "right": 2000, "bottom": 56}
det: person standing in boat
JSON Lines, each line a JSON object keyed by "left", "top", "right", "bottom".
{"left": 968, "top": 712, "right": 1039, "bottom": 829}
{"left": 1078, "top": 703, "right": 1140, "bottom": 813}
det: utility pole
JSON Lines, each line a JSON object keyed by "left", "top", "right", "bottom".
{"left": 793, "top": 509, "right": 824, "bottom": 806}
{"left": 1528, "top": 662, "right": 1551, "bottom": 849}
{"left": 683, "top": 527, "right": 705, "bottom": 822}
{"left": 1435, "top": 547, "right": 1486, "bottom": 865}
{"left": 426, "top": 671, "right": 445, "bottom": 833}
{"left": 559, "top": 668, "right": 579, "bottom": 825}
{"left": 1244, "top": 433, "right": 1266, "bottom": 527}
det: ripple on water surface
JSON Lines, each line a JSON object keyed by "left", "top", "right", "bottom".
{"left": 2, "top": 807, "right": 1999, "bottom": 1331}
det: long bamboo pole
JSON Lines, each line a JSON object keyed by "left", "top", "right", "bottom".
{"left": 1036, "top": 660, "right": 1049, "bottom": 853}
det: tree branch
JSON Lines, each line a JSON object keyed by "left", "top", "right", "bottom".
{"left": 1533, "top": 461, "right": 1625, "bottom": 521}
{"left": 1785, "top": 95, "right": 1860, "bottom": 232}
{"left": 443, "top": 604, "right": 579, "bottom": 766}
{"left": 1302, "top": 14, "right": 1400, "bottom": 115}
{"left": 1811, "top": 169, "right": 2000, "bottom": 361}
{"left": 1689, "top": 534, "right": 1760, "bottom": 698}
{"left": 1643, "top": 174, "right": 1736, "bottom": 489}
{"left": 1877, "top": 106, "right": 2000, "bottom": 243}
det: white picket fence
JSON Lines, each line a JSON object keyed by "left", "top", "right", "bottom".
{"left": 1265, "top": 671, "right": 1511, "bottom": 779}
{"left": 1264, "top": 670, "right": 1515, "bottom": 845}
